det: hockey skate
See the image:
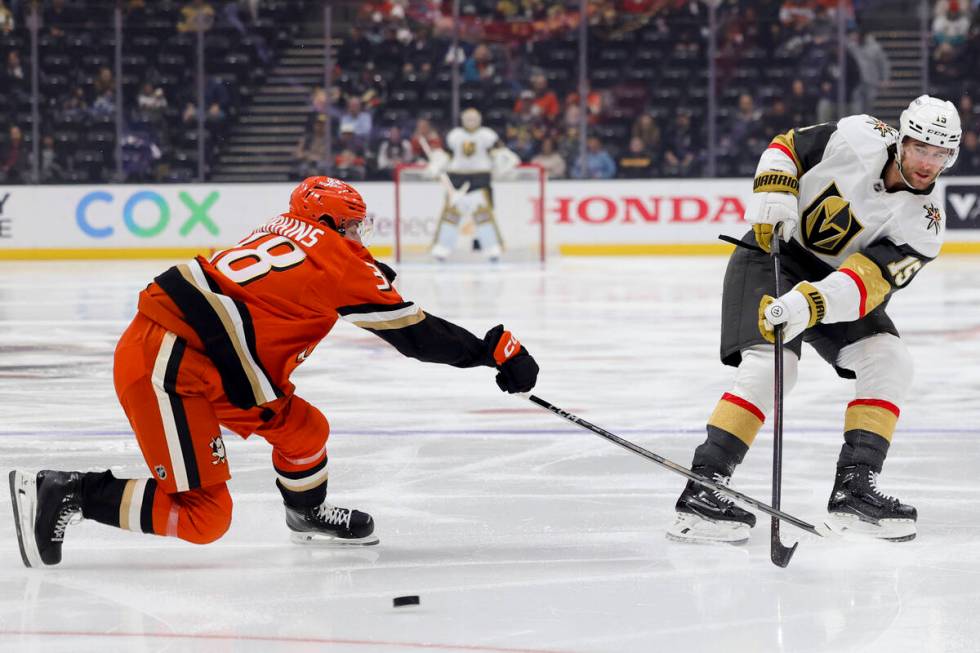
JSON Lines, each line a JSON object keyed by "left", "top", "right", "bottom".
{"left": 285, "top": 500, "right": 379, "bottom": 546}
{"left": 667, "top": 470, "right": 757, "bottom": 544}
{"left": 9, "top": 470, "right": 84, "bottom": 567}
{"left": 825, "top": 464, "right": 917, "bottom": 542}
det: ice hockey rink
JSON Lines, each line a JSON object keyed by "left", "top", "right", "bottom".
{"left": 2, "top": 255, "right": 979, "bottom": 653}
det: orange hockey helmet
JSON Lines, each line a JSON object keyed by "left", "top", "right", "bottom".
{"left": 289, "top": 176, "right": 367, "bottom": 235}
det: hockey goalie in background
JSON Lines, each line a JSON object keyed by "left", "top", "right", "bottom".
{"left": 423, "top": 107, "right": 521, "bottom": 262}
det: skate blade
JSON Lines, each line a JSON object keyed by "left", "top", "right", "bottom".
{"left": 289, "top": 531, "right": 380, "bottom": 547}
{"left": 8, "top": 470, "right": 43, "bottom": 568}
{"left": 826, "top": 512, "right": 917, "bottom": 542}
{"left": 665, "top": 513, "right": 750, "bottom": 545}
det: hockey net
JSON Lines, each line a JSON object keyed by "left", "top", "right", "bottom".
{"left": 393, "top": 163, "right": 549, "bottom": 263}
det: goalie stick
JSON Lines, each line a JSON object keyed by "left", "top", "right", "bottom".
{"left": 523, "top": 393, "right": 828, "bottom": 540}
{"left": 770, "top": 224, "right": 799, "bottom": 567}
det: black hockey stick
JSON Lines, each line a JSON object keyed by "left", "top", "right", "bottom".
{"left": 524, "top": 393, "right": 826, "bottom": 538}
{"left": 769, "top": 225, "right": 799, "bottom": 567}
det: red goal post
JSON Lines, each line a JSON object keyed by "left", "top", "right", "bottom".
{"left": 393, "top": 163, "right": 549, "bottom": 263}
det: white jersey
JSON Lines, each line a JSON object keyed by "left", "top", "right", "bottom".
{"left": 794, "top": 115, "right": 943, "bottom": 266}
{"left": 446, "top": 126, "right": 499, "bottom": 174}
{"left": 754, "top": 114, "right": 946, "bottom": 322}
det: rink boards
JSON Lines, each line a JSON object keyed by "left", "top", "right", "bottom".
{"left": 2, "top": 177, "right": 980, "bottom": 258}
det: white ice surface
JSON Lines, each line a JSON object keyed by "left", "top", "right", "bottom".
{"left": 1, "top": 257, "right": 979, "bottom": 653}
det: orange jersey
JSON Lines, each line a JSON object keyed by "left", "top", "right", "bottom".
{"left": 138, "top": 213, "right": 492, "bottom": 409}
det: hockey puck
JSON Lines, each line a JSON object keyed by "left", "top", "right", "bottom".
{"left": 393, "top": 595, "right": 420, "bottom": 607}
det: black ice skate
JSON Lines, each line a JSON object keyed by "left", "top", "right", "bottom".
{"left": 667, "top": 470, "right": 757, "bottom": 545}
{"left": 826, "top": 464, "right": 917, "bottom": 542}
{"left": 285, "top": 500, "right": 379, "bottom": 546}
{"left": 9, "top": 470, "right": 84, "bottom": 568}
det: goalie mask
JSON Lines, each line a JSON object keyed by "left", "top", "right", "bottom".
{"left": 897, "top": 95, "right": 961, "bottom": 174}
{"left": 289, "top": 176, "right": 371, "bottom": 242}
{"left": 461, "top": 107, "right": 482, "bottom": 131}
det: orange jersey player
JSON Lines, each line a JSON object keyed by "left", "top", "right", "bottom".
{"left": 9, "top": 176, "right": 540, "bottom": 568}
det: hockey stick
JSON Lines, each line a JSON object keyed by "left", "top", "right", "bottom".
{"left": 769, "top": 224, "right": 799, "bottom": 567}
{"left": 523, "top": 393, "right": 827, "bottom": 539}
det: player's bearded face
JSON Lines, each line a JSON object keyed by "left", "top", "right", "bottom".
{"left": 901, "top": 139, "right": 951, "bottom": 189}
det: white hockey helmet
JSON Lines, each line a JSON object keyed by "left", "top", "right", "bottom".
{"left": 461, "top": 107, "right": 482, "bottom": 131}
{"left": 897, "top": 94, "right": 961, "bottom": 170}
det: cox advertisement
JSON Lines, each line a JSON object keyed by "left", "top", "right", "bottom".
{"left": 3, "top": 177, "right": 980, "bottom": 257}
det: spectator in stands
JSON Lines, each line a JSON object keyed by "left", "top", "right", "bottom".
{"left": 137, "top": 83, "right": 168, "bottom": 124}
{"left": 178, "top": 0, "right": 215, "bottom": 33}
{"left": 338, "top": 97, "right": 372, "bottom": 149}
{"left": 409, "top": 117, "right": 443, "bottom": 161}
{"left": 0, "top": 1, "right": 14, "bottom": 33}
{"left": 957, "top": 130, "right": 980, "bottom": 175}
{"left": 334, "top": 146, "right": 367, "bottom": 182}
{"left": 90, "top": 89, "right": 116, "bottom": 119}
{"left": 375, "top": 125, "right": 413, "bottom": 180}
{"left": 507, "top": 127, "right": 536, "bottom": 162}
{"left": 572, "top": 136, "right": 616, "bottom": 179}
{"left": 959, "top": 92, "right": 980, "bottom": 135}
{"left": 60, "top": 87, "right": 89, "bottom": 121}
{"left": 339, "top": 25, "right": 371, "bottom": 68}
{"left": 462, "top": 43, "right": 497, "bottom": 84}
{"left": 722, "top": 93, "right": 763, "bottom": 157}
{"left": 564, "top": 83, "right": 604, "bottom": 126}
{"left": 32, "top": 135, "right": 67, "bottom": 183}
{"left": 206, "top": 102, "right": 226, "bottom": 129}
{"left": 94, "top": 67, "right": 115, "bottom": 98}
{"left": 121, "top": 130, "right": 162, "bottom": 182}
{"left": 44, "top": 0, "right": 81, "bottom": 40}
{"left": 514, "top": 68, "right": 559, "bottom": 124}
{"left": 631, "top": 113, "right": 662, "bottom": 153}
{"left": 663, "top": 111, "right": 700, "bottom": 177}
{"left": 786, "top": 78, "right": 813, "bottom": 126}
{"left": 531, "top": 137, "right": 566, "bottom": 179}
{"left": 294, "top": 115, "right": 329, "bottom": 178}
{"left": 815, "top": 78, "right": 838, "bottom": 123}
{"left": 765, "top": 97, "right": 794, "bottom": 135}
{"left": 933, "top": 0, "right": 971, "bottom": 62}
{"left": 618, "top": 137, "right": 656, "bottom": 179}
{"left": 5, "top": 50, "right": 25, "bottom": 86}
{"left": 0, "top": 125, "right": 27, "bottom": 184}
{"left": 847, "top": 29, "right": 891, "bottom": 115}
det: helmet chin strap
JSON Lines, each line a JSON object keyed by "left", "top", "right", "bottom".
{"left": 895, "top": 157, "right": 917, "bottom": 190}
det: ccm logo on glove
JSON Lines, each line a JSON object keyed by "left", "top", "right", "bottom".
{"left": 484, "top": 325, "right": 539, "bottom": 393}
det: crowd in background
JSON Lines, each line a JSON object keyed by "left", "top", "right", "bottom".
{"left": 2, "top": 0, "right": 980, "bottom": 184}
{"left": 0, "top": 0, "right": 293, "bottom": 184}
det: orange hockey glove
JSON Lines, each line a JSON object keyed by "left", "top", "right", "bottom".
{"left": 484, "top": 325, "right": 539, "bottom": 393}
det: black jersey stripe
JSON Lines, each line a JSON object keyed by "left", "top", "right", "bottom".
{"left": 154, "top": 264, "right": 281, "bottom": 409}
{"left": 164, "top": 337, "right": 201, "bottom": 490}
{"left": 140, "top": 479, "right": 158, "bottom": 534}
{"left": 337, "top": 301, "right": 416, "bottom": 316}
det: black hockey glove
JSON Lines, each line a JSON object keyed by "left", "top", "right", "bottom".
{"left": 484, "top": 324, "right": 539, "bottom": 393}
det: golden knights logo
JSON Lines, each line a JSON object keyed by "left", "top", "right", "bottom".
{"left": 801, "top": 182, "right": 864, "bottom": 256}
{"left": 924, "top": 203, "right": 942, "bottom": 234}
{"left": 866, "top": 118, "right": 897, "bottom": 139}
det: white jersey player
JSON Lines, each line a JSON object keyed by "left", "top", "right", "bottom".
{"left": 426, "top": 108, "right": 520, "bottom": 262}
{"left": 667, "top": 95, "right": 960, "bottom": 545}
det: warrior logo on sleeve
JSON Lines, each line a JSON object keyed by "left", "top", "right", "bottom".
{"left": 801, "top": 182, "right": 865, "bottom": 256}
